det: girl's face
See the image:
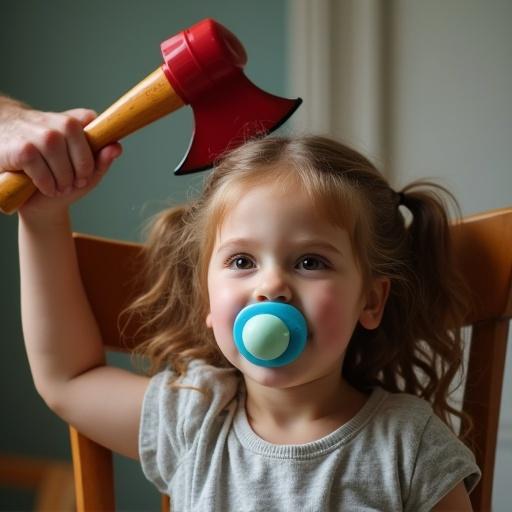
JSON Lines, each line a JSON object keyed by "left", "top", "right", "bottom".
{"left": 206, "top": 182, "right": 389, "bottom": 389}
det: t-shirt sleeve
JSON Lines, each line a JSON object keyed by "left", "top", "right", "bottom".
{"left": 405, "top": 413, "right": 481, "bottom": 511}
{"left": 138, "top": 360, "right": 239, "bottom": 493}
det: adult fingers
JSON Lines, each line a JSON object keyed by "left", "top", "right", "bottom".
{"left": 63, "top": 108, "right": 97, "bottom": 127}
{"left": 61, "top": 109, "right": 97, "bottom": 189}
{"left": 94, "top": 142, "right": 123, "bottom": 175}
{"left": 37, "top": 125, "right": 75, "bottom": 194}
{"left": 12, "top": 141, "right": 57, "bottom": 197}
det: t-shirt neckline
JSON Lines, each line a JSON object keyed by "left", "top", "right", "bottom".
{"left": 233, "top": 385, "right": 387, "bottom": 460}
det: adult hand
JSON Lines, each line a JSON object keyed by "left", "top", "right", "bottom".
{"left": 0, "top": 98, "right": 122, "bottom": 219}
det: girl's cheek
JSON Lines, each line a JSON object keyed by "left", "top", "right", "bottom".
{"left": 306, "top": 288, "right": 350, "bottom": 340}
{"left": 208, "top": 287, "right": 242, "bottom": 342}
{"left": 210, "top": 317, "right": 240, "bottom": 364}
{"left": 212, "top": 287, "right": 240, "bottom": 320}
{"left": 308, "top": 284, "right": 338, "bottom": 316}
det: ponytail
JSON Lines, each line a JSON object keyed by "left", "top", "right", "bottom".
{"left": 343, "top": 175, "right": 473, "bottom": 443}
{"left": 392, "top": 182, "right": 472, "bottom": 440}
{"left": 121, "top": 202, "right": 226, "bottom": 378}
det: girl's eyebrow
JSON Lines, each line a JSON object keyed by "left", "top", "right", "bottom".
{"left": 216, "top": 238, "right": 344, "bottom": 257}
{"left": 216, "top": 238, "right": 259, "bottom": 253}
{"left": 294, "top": 240, "right": 344, "bottom": 256}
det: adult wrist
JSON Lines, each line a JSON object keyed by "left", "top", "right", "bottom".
{"left": 0, "top": 95, "right": 31, "bottom": 121}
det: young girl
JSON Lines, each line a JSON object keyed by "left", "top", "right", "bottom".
{"left": 9, "top": 103, "right": 480, "bottom": 511}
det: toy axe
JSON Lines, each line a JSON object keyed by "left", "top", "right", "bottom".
{"left": 0, "top": 18, "right": 301, "bottom": 214}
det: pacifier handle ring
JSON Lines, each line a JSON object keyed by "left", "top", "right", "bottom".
{"left": 233, "top": 302, "right": 308, "bottom": 368}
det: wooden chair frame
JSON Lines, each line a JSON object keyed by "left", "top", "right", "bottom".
{"left": 69, "top": 207, "right": 512, "bottom": 511}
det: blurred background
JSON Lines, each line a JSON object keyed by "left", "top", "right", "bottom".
{"left": 1, "top": 0, "right": 510, "bottom": 510}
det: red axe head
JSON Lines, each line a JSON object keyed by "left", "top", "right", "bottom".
{"left": 160, "top": 18, "right": 302, "bottom": 174}
{"left": 0, "top": 18, "right": 301, "bottom": 214}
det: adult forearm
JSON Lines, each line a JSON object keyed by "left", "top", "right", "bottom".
{"left": 18, "top": 211, "right": 106, "bottom": 402}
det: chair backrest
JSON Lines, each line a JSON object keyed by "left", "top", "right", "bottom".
{"left": 70, "top": 235, "right": 169, "bottom": 512}
{"left": 70, "top": 207, "right": 512, "bottom": 512}
{"left": 454, "top": 207, "right": 512, "bottom": 510}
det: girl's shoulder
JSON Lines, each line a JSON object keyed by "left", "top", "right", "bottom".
{"left": 151, "top": 358, "right": 240, "bottom": 392}
{"left": 375, "top": 387, "right": 434, "bottom": 423}
{"left": 371, "top": 387, "right": 455, "bottom": 444}
{"left": 140, "top": 360, "right": 241, "bottom": 493}
{"left": 146, "top": 359, "right": 241, "bottom": 417}
{"left": 185, "top": 358, "right": 239, "bottom": 379}
{"left": 368, "top": 388, "right": 480, "bottom": 498}
{"left": 366, "top": 387, "right": 475, "bottom": 464}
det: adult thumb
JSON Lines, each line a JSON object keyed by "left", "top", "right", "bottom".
{"left": 62, "top": 108, "right": 98, "bottom": 128}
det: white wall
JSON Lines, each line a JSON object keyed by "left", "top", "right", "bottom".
{"left": 288, "top": 1, "right": 512, "bottom": 509}
{"left": 388, "top": 4, "right": 512, "bottom": 508}
{"left": 387, "top": 0, "right": 512, "bottom": 211}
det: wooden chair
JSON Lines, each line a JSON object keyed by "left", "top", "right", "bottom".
{"left": 69, "top": 207, "right": 512, "bottom": 512}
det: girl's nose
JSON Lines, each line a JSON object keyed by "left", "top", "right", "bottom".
{"left": 253, "top": 268, "right": 292, "bottom": 303}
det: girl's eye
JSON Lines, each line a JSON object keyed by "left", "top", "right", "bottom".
{"left": 226, "top": 255, "right": 255, "bottom": 270}
{"left": 297, "top": 256, "right": 329, "bottom": 271}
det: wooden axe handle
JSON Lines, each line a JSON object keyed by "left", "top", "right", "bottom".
{"left": 0, "top": 67, "right": 184, "bottom": 215}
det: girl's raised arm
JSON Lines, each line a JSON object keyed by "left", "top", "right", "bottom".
{"left": 18, "top": 211, "right": 149, "bottom": 460}
{"left": 1, "top": 98, "right": 148, "bottom": 459}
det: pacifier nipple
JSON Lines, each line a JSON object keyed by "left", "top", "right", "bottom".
{"left": 233, "top": 302, "right": 308, "bottom": 368}
{"left": 242, "top": 314, "right": 290, "bottom": 360}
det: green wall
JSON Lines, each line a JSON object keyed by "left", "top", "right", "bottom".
{"left": 0, "top": 1, "right": 289, "bottom": 509}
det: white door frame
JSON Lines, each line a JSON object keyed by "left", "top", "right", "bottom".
{"left": 287, "top": 0, "right": 391, "bottom": 175}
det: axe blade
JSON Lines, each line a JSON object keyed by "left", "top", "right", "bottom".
{"left": 159, "top": 18, "right": 301, "bottom": 175}
{"left": 175, "top": 73, "right": 302, "bottom": 175}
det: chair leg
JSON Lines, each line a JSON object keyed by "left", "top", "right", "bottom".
{"left": 161, "top": 493, "right": 170, "bottom": 511}
{"left": 69, "top": 426, "right": 115, "bottom": 511}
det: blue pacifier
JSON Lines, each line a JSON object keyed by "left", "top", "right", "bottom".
{"left": 233, "top": 302, "right": 308, "bottom": 367}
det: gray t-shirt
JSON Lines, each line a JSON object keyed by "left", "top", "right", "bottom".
{"left": 139, "top": 360, "right": 480, "bottom": 511}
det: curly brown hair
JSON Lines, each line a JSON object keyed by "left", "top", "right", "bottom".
{"left": 121, "top": 135, "right": 472, "bottom": 441}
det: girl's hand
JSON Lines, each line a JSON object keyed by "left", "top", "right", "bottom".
{"left": 0, "top": 104, "right": 122, "bottom": 222}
